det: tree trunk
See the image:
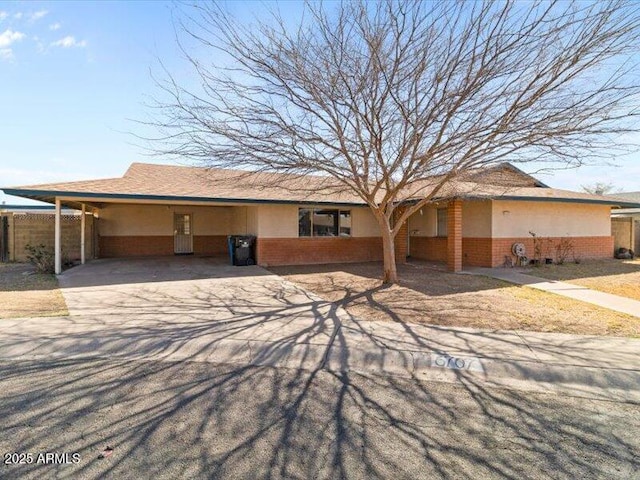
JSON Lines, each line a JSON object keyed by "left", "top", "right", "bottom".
{"left": 380, "top": 225, "right": 398, "bottom": 284}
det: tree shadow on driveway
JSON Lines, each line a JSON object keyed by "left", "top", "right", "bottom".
{"left": 0, "top": 280, "right": 638, "bottom": 479}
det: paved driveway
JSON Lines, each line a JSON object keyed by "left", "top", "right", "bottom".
{"left": 2, "top": 256, "right": 639, "bottom": 402}
{"left": 2, "top": 257, "right": 344, "bottom": 369}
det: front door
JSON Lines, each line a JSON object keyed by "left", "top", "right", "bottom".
{"left": 174, "top": 213, "right": 193, "bottom": 254}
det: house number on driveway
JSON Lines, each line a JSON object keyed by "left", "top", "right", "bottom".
{"left": 432, "top": 355, "right": 484, "bottom": 373}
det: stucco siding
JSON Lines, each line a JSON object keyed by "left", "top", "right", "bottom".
{"left": 407, "top": 206, "right": 437, "bottom": 237}
{"left": 462, "top": 200, "right": 492, "bottom": 237}
{"left": 492, "top": 201, "right": 611, "bottom": 238}
{"left": 98, "top": 204, "right": 232, "bottom": 236}
{"left": 351, "top": 207, "right": 380, "bottom": 237}
{"left": 256, "top": 205, "right": 298, "bottom": 238}
{"left": 229, "top": 206, "right": 248, "bottom": 235}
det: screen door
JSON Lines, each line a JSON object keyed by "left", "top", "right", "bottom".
{"left": 174, "top": 213, "right": 193, "bottom": 254}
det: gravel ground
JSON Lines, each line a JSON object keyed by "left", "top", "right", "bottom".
{"left": 270, "top": 261, "right": 640, "bottom": 337}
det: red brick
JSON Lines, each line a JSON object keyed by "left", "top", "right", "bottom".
{"left": 447, "top": 200, "right": 462, "bottom": 272}
{"left": 394, "top": 207, "right": 408, "bottom": 263}
{"left": 256, "top": 237, "right": 383, "bottom": 266}
{"left": 410, "top": 237, "right": 447, "bottom": 262}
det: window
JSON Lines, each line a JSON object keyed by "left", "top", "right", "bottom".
{"left": 299, "top": 209, "right": 312, "bottom": 236}
{"left": 299, "top": 208, "right": 351, "bottom": 237}
{"left": 437, "top": 208, "right": 448, "bottom": 237}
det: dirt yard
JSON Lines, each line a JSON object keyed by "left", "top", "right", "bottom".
{"left": 0, "top": 263, "right": 68, "bottom": 319}
{"left": 520, "top": 259, "right": 640, "bottom": 301}
{"left": 270, "top": 261, "right": 640, "bottom": 337}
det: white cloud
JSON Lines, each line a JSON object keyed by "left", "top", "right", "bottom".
{"left": 0, "top": 48, "right": 13, "bottom": 60}
{"left": 0, "top": 29, "right": 26, "bottom": 48}
{"left": 14, "top": 12, "right": 22, "bottom": 20}
{"left": 50, "top": 35, "right": 87, "bottom": 48}
{"left": 49, "top": 22, "right": 61, "bottom": 31}
{"left": 0, "top": 11, "right": 8, "bottom": 21}
{"left": 30, "top": 10, "right": 48, "bottom": 21}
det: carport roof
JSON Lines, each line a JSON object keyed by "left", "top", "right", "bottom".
{"left": 3, "top": 162, "right": 640, "bottom": 209}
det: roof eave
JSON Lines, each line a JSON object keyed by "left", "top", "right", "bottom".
{"left": 1, "top": 188, "right": 368, "bottom": 207}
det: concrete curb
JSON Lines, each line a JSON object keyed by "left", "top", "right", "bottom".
{"left": 2, "top": 333, "right": 639, "bottom": 403}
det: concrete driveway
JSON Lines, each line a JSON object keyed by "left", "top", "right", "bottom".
{"left": 2, "top": 256, "right": 639, "bottom": 402}
{"left": 2, "top": 257, "right": 344, "bottom": 369}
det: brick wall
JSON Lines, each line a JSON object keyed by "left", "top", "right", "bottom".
{"left": 9, "top": 213, "right": 94, "bottom": 262}
{"left": 413, "top": 235, "right": 614, "bottom": 267}
{"left": 394, "top": 207, "right": 408, "bottom": 263}
{"left": 447, "top": 200, "right": 462, "bottom": 272}
{"left": 462, "top": 238, "right": 493, "bottom": 266}
{"left": 256, "top": 237, "right": 383, "bottom": 266}
{"left": 99, "top": 236, "right": 174, "bottom": 257}
{"left": 490, "top": 236, "right": 614, "bottom": 267}
{"left": 409, "top": 236, "right": 447, "bottom": 262}
{"left": 193, "top": 235, "right": 228, "bottom": 255}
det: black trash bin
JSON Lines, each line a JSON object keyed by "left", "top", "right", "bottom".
{"left": 227, "top": 235, "right": 256, "bottom": 266}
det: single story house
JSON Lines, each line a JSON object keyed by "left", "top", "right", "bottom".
{"left": 3, "top": 162, "right": 639, "bottom": 274}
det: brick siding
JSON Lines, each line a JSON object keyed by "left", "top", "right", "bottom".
{"left": 409, "top": 236, "right": 447, "bottom": 262}
{"left": 99, "top": 236, "right": 174, "bottom": 257}
{"left": 256, "top": 237, "right": 383, "bottom": 266}
{"left": 193, "top": 235, "right": 228, "bottom": 255}
{"left": 490, "top": 236, "right": 614, "bottom": 267}
{"left": 447, "top": 200, "right": 463, "bottom": 272}
{"left": 394, "top": 207, "right": 408, "bottom": 263}
{"left": 462, "top": 238, "right": 493, "bottom": 266}
{"left": 414, "top": 235, "right": 613, "bottom": 267}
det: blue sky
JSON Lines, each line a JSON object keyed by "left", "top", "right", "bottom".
{"left": 1, "top": 1, "right": 638, "bottom": 206}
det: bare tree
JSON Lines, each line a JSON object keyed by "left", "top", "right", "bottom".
{"left": 147, "top": 0, "right": 640, "bottom": 283}
{"left": 582, "top": 182, "right": 619, "bottom": 195}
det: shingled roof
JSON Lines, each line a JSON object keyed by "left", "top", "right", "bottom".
{"left": 2, "top": 163, "right": 367, "bottom": 206}
{"left": 3, "top": 162, "right": 640, "bottom": 209}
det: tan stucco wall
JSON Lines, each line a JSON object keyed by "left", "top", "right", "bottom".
{"left": 246, "top": 206, "right": 259, "bottom": 235}
{"left": 96, "top": 203, "right": 384, "bottom": 240}
{"left": 462, "top": 200, "right": 492, "bottom": 237}
{"left": 256, "top": 205, "right": 298, "bottom": 238}
{"left": 351, "top": 208, "right": 380, "bottom": 237}
{"left": 492, "top": 200, "right": 611, "bottom": 238}
{"left": 229, "top": 206, "right": 246, "bottom": 235}
{"left": 98, "top": 204, "right": 232, "bottom": 236}
{"left": 407, "top": 206, "right": 438, "bottom": 237}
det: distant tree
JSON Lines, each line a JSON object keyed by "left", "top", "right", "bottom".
{"left": 582, "top": 182, "right": 619, "bottom": 195}
{"left": 147, "top": 0, "right": 640, "bottom": 283}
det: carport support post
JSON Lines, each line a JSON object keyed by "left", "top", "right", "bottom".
{"left": 54, "top": 197, "right": 62, "bottom": 275}
{"left": 80, "top": 203, "right": 86, "bottom": 265}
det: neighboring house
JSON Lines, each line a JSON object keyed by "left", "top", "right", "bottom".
{"left": 609, "top": 192, "right": 640, "bottom": 254}
{"left": 2, "top": 162, "right": 639, "bottom": 274}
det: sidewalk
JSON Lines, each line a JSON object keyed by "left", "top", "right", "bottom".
{"left": 464, "top": 267, "right": 640, "bottom": 318}
{"left": 327, "top": 318, "right": 640, "bottom": 402}
{"left": 2, "top": 312, "right": 639, "bottom": 402}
